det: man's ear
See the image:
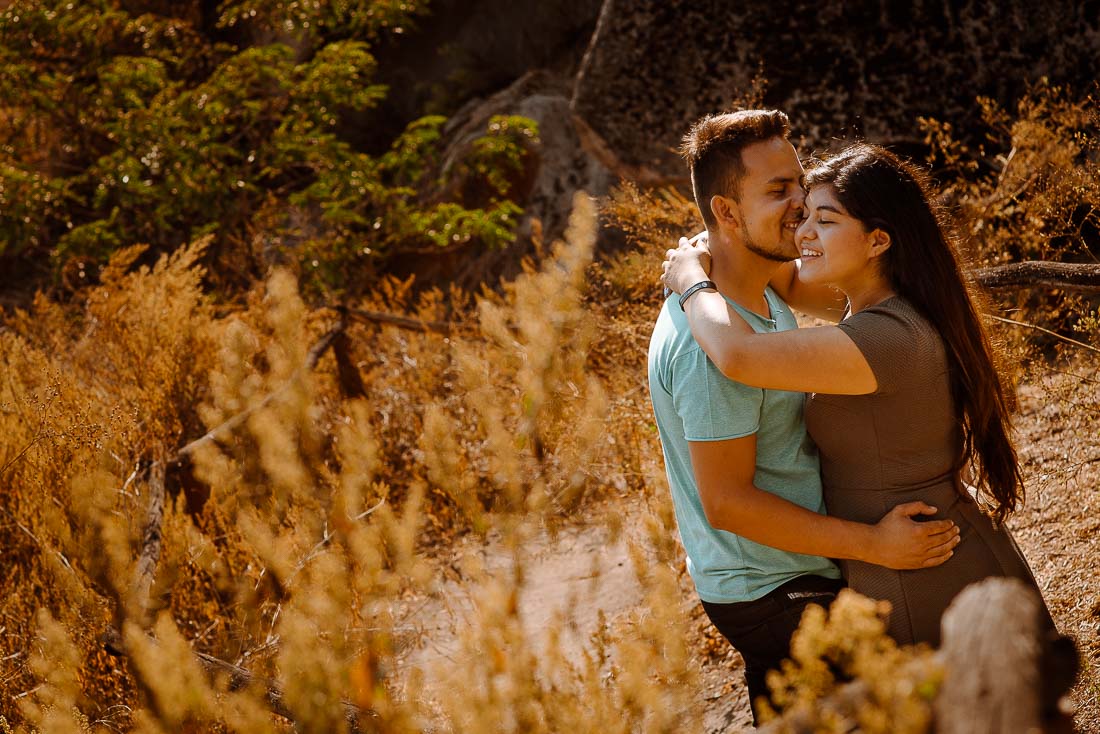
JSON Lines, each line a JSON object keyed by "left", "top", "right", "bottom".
{"left": 710, "top": 195, "right": 740, "bottom": 229}
{"left": 869, "top": 228, "right": 891, "bottom": 257}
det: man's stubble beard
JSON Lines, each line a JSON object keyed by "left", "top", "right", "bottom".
{"left": 741, "top": 219, "right": 795, "bottom": 263}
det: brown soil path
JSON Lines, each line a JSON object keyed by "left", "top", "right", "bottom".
{"left": 395, "top": 364, "right": 1099, "bottom": 733}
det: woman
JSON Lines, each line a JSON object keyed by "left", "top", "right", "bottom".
{"left": 662, "top": 143, "right": 1053, "bottom": 646}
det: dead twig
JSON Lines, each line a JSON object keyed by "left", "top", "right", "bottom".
{"left": 285, "top": 498, "right": 387, "bottom": 588}
{"left": 0, "top": 434, "right": 46, "bottom": 480}
{"left": 341, "top": 305, "right": 467, "bottom": 335}
{"left": 988, "top": 314, "right": 1100, "bottom": 355}
{"left": 172, "top": 317, "right": 347, "bottom": 462}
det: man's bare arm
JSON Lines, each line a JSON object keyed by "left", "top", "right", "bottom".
{"left": 689, "top": 435, "right": 959, "bottom": 569}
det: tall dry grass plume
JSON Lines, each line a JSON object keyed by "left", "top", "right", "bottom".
{"left": 0, "top": 192, "right": 717, "bottom": 732}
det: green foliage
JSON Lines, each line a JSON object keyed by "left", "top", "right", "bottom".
{"left": 464, "top": 114, "right": 540, "bottom": 197}
{"left": 217, "top": 0, "right": 427, "bottom": 42}
{"left": 0, "top": 0, "right": 535, "bottom": 296}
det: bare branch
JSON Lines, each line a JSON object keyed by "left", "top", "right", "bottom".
{"left": 973, "top": 261, "right": 1100, "bottom": 293}
{"left": 342, "top": 305, "right": 466, "bottom": 335}
{"left": 173, "top": 318, "right": 347, "bottom": 462}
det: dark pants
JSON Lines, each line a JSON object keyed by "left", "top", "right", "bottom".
{"left": 701, "top": 574, "right": 843, "bottom": 724}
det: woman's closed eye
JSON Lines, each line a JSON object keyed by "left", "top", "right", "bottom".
{"left": 803, "top": 210, "right": 833, "bottom": 225}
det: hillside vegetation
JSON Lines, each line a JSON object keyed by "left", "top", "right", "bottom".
{"left": 1, "top": 1, "right": 1098, "bottom": 732}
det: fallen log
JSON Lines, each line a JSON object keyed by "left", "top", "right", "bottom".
{"left": 973, "top": 261, "right": 1100, "bottom": 294}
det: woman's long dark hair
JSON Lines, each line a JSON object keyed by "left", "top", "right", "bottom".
{"left": 805, "top": 143, "right": 1023, "bottom": 523}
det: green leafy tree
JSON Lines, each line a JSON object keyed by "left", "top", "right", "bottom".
{"left": 0, "top": 0, "right": 536, "bottom": 295}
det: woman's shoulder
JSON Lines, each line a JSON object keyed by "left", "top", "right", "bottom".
{"left": 838, "top": 295, "right": 947, "bottom": 393}
{"left": 853, "top": 296, "right": 939, "bottom": 339}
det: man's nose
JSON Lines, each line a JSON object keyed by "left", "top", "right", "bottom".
{"left": 790, "top": 186, "right": 806, "bottom": 210}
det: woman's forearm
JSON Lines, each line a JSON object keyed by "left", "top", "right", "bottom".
{"left": 683, "top": 290, "right": 754, "bottom": 376}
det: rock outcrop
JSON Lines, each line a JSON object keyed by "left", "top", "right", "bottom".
{"left": 366, "top": 0, "right": 604, "bottom": 151}
{"left": 388, "top": 72, "right": 622, "bottom": 288}
{"left": 572, "top": 0, "right": 1100, "bottom": 171}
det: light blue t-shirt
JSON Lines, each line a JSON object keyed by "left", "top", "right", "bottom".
{"left": 647, "top": 287, "right": 841, "bottom": 604}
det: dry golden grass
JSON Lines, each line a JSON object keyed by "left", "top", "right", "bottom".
{"left": 0, "top": 194, "right": 708, "bottom": 732}
{"left": 1, "top": 87, "right": 1097, "bottom": 732}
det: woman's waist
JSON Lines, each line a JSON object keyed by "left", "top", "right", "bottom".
{"left": 824, "top": 472, "right": 964, "bottom": 521}
{"left": 823, "top": 468, "right": 959, "bottom": 496}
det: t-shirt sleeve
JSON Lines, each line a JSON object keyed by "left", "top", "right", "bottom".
{"left": 669, "top": 349, "right": 763, "bottom": 441}
{"left": 836, "top": 302, "right": 923, "bottom": 395}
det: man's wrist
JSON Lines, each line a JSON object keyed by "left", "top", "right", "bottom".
{"left": 678, "top": 280, "right": 718, "bottom": 311}
{"left": 856, "top": 523, "right": 880, "bottom": 564}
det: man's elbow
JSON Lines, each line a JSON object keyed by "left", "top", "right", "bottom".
{"left": 700, "top": 492, "right": 737, "bottom": 533}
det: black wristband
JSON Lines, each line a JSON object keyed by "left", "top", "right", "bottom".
{"left": 678, "top": 280, "right": 718, "bottom": 311}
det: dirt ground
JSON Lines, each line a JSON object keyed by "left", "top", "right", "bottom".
{"left": 1011, "top": 365, "right": 1100, "bottom": 733}
{"left": 396, "top": 359, "right": 1099, "bottom": 732}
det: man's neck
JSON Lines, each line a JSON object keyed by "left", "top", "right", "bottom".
{"left": 707, "top": 229, "right": 785, "bottom": 317}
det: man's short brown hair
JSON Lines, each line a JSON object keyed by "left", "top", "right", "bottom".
{"left": 680, "top": 110, "right": 791, "bottom": 228}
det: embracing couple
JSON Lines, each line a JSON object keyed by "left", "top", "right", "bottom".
{"left": 647, "top": 109, "right": 1054, "bottom": 722}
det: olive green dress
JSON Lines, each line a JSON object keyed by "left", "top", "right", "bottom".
{"left": 804, "top": 296, "right": 1052, "bottom": 646}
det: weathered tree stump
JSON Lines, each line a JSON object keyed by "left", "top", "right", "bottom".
{"left": 935, "top": 577, "right": 1045, "bottom": 733}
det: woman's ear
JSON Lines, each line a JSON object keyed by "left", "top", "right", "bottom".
{"left": 869, "top": 228, "right": 891, "bottom": 257}
{"left": 710, "top": 195, "right": 740, "bottom": 229}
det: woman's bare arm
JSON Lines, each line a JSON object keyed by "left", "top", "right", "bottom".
{"left": 681, "top": 232, "right": 847, "bottom": 322}
{"left": 682, "top": 290, "right": 878, "bottom": 394}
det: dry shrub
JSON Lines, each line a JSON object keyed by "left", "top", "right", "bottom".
{"left": 598, "top": 182, "right": 699, "bottom": 304}
{"left": 922, "top": 82, "right": 1100, "bottom": 351}
{"left": 757, "top": 592, "right": 942, "bottom": 733}
{"left": 0, "top": 192, "right": 710, "bottom": 732}
{"left": 420, "top": 193, "right": 610, "bottom": 527}
{"left": 925, "top": 83, "right": 1100, "bottom": 264}
{"left": 0, "top": 238, "right": 219, "bottom": 722}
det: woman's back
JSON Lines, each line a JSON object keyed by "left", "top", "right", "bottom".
{"left": 805, "top": 296, "right": 1051, "bottom": 645}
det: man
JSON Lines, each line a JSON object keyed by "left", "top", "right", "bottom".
{"left": 646, "top": 110, "right": 958, "bottom": 721}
